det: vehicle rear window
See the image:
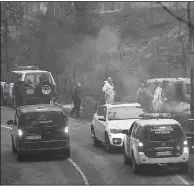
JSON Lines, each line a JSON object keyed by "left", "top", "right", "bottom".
{"left": 20, "top": 111, "right": 66, "bottom": 127}
{"left": 25, "top": 73, "right": 53, "bottom": 84}
{"left": 108, "top": 106, "right": 144, "bottom": 120}
{"left": 148, "top": 125, "right": 184, "bottom": 141}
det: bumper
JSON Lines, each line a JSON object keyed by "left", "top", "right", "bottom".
{"left": 136, "top": 152, "right": 189, "bottom": 165}
{"left": 108, "top": 133, "right": 125, "bottom": 147}
{"left": 18, "top": 140, "right": 69, "bottom": 154}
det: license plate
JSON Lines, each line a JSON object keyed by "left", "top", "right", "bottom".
{"left": 26, "top": 135, "right": 41, "bottom": 140}
{"left": 26, "top": 89, "right": 34, "bottom": 94}
{"left": 156, "top": 151, "right": 172, "bottom": 156}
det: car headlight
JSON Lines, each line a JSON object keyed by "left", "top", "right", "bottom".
{"left": 64, "top": 127, "right": 68, "bottom": 133}
{"left": 110, "top": 128, "right": 121, "bottom": 134}
{"left": 183, "top": 140, "right": 188, "bottom": 145}
{"left": 138, "top": 142, "right": 143, "bottom": 147}
{"left": 183, "top": 147, "right": 189, "bottom": 153}
{"left": 18, "top": 129, "right": 23, "bottom": 137}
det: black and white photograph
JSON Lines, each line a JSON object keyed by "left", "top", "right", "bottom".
{"left": 1, "top": 1, "right": 194, "bottom": 185}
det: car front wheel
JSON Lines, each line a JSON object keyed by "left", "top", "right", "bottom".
{"left": 17, "top": 153, "right": 24, "bottom": 162}
{"left": 11, "top": 136, "right": 16, "bottom": 154}
{"left": 91, "top": 127, "right": 99, "bottom": 147}
{"left": 132, "top": 152, "right": 139, "bottom": 174}
{"left": 179, "top": 162, "right": 188, "bottom": 173}
{"left": 123, "top": 145, "right": 131, "bottom": 165}
{"left": 105, "top": 133, "right": 112, "bottom": 154}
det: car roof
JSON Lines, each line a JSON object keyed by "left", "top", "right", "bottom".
{"left": 147, "top": 78, "right": 190, "bottom": 84}
{"left": 104, "top": 102, "right": 141, "bottom": 108}
{"left": 18, "top": 104, "right": 63, "bottom": 114}
{"left": 12, "top": 70, "right": 50, "bottom": 74}
{"left": 137, "top": 119, "right": 180, "bottom": 127}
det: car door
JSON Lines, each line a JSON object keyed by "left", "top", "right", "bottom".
{"left": 126, "top": 122, "right": 136, "bottom": 156}
{"left": 127, "top": 122, "right": 138, "bottom": 156}
{"left": 98, "top": 106, "right": 107, "bottom": 142}
{"left": 130, "top": 123, "right": 140, "bottom": 157}
{"left": 93, "top": 107, "right": 103, "bottom": 140}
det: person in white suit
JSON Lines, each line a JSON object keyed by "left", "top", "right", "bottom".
{"left": 152, "top": 82, "right": 166, "bottom": 112}
{"left": 102, "top": 77, "right": 115, "bottom": 104}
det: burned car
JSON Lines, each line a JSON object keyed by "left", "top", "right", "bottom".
{"left": 137, "top": 78, "right": 190, "bottom": 114}
{"left": 7, "top": 104, "right": 70, "bottom": 161}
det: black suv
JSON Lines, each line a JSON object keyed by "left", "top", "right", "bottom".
{"left": 7, "top": 104, "right": 70, "bottom": 161}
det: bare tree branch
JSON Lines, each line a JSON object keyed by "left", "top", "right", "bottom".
{"left": 157, "top": 2, "right": 194, "bottom": 30}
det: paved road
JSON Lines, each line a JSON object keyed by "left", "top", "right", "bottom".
{"left": 1, "top": 106, "right": 194, "bottom": 185}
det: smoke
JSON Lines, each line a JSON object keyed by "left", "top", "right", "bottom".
{"left": 163, "top": 101, "right": 190, "bottom": 116}
{"left": 60, "top": 25, "right": 145, "bottom": 101}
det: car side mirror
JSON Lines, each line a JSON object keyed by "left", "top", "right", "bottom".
{"left": 7, "top": 120, "right": 14, "bottom": 125}
{"left": 98, "top": 116, "right": 106, "bottom": 121}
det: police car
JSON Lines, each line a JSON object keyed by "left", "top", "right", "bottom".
{"left": 2, "top": 66, "right": 56, "bottom": 106}
{"left": 122, "top": 113, "right": 189, "bottom": 174}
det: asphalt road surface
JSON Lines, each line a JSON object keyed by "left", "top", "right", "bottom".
{"left": 1, "top": 106, "right": 194, "bottom": 185}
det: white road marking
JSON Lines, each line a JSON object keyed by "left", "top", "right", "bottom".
{"left": 1, "top": 125, "right": 12, "bottom": 129}
{"left": 175, "top": 174, "right": 190, "bottom": 185}
{"left": 67, "top": 158, "right": 89, "bottom": 185}
{"left": 1, "top": 124, "right": 89, "bottom": 185}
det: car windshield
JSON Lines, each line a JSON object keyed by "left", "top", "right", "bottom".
{"left": 25, "top": 73, "right": 53, "bottom": 85}
{"left": 20, "top": 111, "right": 65, "bottom": 127}
{"left": 148, "top": 125, "right": 184, "bottom": 141}
{"left": 108, "top": 106, "right": 144, "bottom": 120}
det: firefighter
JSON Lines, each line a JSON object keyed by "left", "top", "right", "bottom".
{"left": 13, "top": 74, "right": 26, "bottom": 107}
{"left": 70, "top": 82, "right": 82, "bottom": 118}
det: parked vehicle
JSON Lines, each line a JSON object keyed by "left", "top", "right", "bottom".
{"left": 7, "top": 104, "right": 70, "bottom": 161}
{"left": 91, "top": 102, "right": 145, "bottom": 153}
{"left": 137, "top": 78, "right": 190, "bottom": 113}
{"left": 2, "top": 66, "right": 57, "bottom": 106}
{"left": 122, "top": 113, "right": 189, "bottom": 174}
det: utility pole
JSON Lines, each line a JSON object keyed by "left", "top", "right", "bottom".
{"left": 188, "top": 2, "right": 194, "bottom": 118}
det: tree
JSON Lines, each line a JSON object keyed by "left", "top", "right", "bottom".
{"left": 1, "top": 2, "right": 24, "bottom": 72}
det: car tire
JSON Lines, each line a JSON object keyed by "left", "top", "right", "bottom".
{"left": 123, "top": 144, "right": 131, "bottom": 165}
{"left": 179, "top": 162, "right": 189, "bottom": 173}
{"left": 17, "top": 153, "right": 24, "bottom": 162}
{"left": 11, "top": 137, "right": 16, "bottom": 154}
{"left": 105, "top": 132, "right": 112, "bottom": 154}
{"left": 132, "top": 152, "right": 139, "bottom": 174}
{"left": 91, "top": 127, "right": 99, "bottom": 147}
{"left": 61, "top": 148, "right": 70, "bottom": 159}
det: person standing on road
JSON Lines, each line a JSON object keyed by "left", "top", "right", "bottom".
{"left": 137, "top": 83, "right": 153, "bottom": 111}
{"left": 152, "top": 82, "right": 166, "bottom": 112}
{"left": 70, "top": 82, "right": 82, "bottom": 118}
{"left": 13, "top": 74, "right": 26, "bottom": 107}
{"left": 102, "top": 77, "right": 115, "bottom": 104}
